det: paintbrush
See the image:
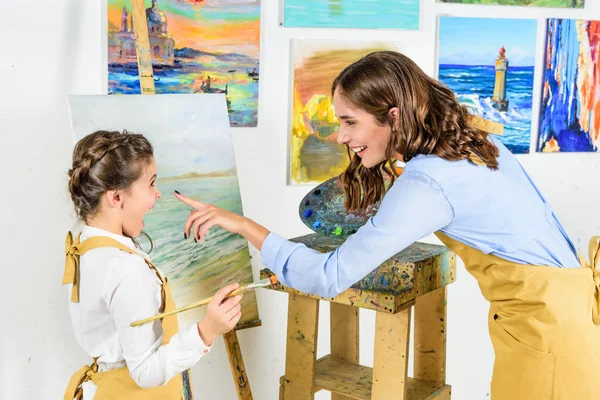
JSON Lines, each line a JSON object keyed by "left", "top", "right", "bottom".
{"left": 130, "top": 275, "right": 279, "bottom": 327}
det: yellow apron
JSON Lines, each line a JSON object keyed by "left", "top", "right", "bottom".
{"left": 62, "top": 232, "right": 193, "bottom": 400}
{"left": 435, "top": 232, "right": 600, "bottom": 399}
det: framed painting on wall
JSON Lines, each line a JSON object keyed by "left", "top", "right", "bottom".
{"left": 437, "top": 16, "right": 538, "bottom": 154}
{"left": 537, "top": 18, "right": 599, "bottom": 153}
{"left": 289, "top": 39, "right": 404, "bottom": 185}
{"left": 108, "top": 0, "right": 261, "bottom": 127}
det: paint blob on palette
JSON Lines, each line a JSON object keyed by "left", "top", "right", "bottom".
{"left": 299, "top": 176, "right": 389, "bottom": 238}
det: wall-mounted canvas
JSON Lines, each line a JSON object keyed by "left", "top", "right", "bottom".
{"left": 68, "top": 94, "right": 260, "bottom": 330}
{"left": 436, "top": 0, "right": 583, "bottom": 8}
{"left": 107, "top": 0, "right": 261, "bottom": 127}
{"left": 282, "top": 0, "right": 419, "bottom": 30}
{"left": 537, "top": 19, "right": 599, "bottom": 152}
{"left": 289, "top": 39, "right": 403, "bottom": 185}
{"left": 437, "top": 16, "right": 537, "bottom": 154}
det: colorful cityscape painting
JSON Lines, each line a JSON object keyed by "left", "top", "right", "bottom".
{"left": 438, "top": 17, "right": 538, "bottom": 154}
{"left": 107, "top": 0, "right": 261, "bottom": 127}
{"left": 538, "top": 19, "right": 599, "bottom": 153}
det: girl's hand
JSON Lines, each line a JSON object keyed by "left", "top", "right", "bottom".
{"left": 174, "top": 191, "right": 270, "bottom": 250}
{"left": 196, "top": 283, "right": 243, "bottom": 346}
{"left": 175, "top": 191, "right": 249, "bottom": 241}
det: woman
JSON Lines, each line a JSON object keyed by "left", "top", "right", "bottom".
{"left": 175, "top": 51, "right": 600, "bottom": 399}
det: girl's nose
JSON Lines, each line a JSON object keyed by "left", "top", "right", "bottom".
{"left": 156, "top": 189, "right": 162, "bottom": 199}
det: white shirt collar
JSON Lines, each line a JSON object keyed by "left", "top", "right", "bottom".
{"left": 80, "top": 225, "right": 137, "bottom": 251}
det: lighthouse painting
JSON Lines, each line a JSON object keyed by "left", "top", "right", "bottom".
{"left": 437, "top": 16, "right": 537, "bottom": 154}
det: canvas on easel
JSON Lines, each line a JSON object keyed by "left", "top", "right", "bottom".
{"left": 67, "top": 93, "right": 260, "bottom": 332}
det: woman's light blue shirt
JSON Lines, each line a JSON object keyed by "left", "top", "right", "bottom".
{"left": 261, "top": 137, "right": 580, "bottom": 298}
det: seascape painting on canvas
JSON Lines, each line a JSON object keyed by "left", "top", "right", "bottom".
{"left": 68, "top": 94, "right": 260, "bottom": 329}
{"left": 438, "top": 16, "right": 537, "bottom": 154}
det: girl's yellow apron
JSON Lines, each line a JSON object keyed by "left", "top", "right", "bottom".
{"left": 62, "top": 232, "right": 193, "bottom": 400}
{"left": 435, "top": 231, "right": 600, "bottom": 399}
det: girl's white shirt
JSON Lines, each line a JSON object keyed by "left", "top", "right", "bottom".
{"left": 67, "top": 225, "right": 210, "bottom": 398}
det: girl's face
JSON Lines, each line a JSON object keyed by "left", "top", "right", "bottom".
{"left": 121, "top": 158, "right": 161, "bottom": 238}
{"left": 333, "top": 89, "right": 397, "bottom": 168}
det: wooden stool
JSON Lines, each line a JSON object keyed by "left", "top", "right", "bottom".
{"left": 260, "top": 233, "right": 456, "bottom": 400}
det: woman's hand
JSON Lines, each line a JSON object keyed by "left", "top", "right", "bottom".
{"left": 174, "top": 191, "right": 270, "bottom": 250}
{"left": 196, "top": 282, "right": 243, "bottom": 346}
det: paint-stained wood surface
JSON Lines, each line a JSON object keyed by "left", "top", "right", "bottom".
{"left": 414, "top": 287, "right": 447, "bottom": 385}
{"left": 330, "top": 303, "right": 359, "bottom": 400}
{"left": 260, "top": 234, "right": 456, "bottom": 314}
{"left": 130, "top": 0, "right": 155, "bottom": 94}
{"left": 224, "top": 331, "right": 253, "bottom": 400}
{"left": 300, "top": 355, "right": 451, "bottom": 399}
{"left": 282, "top": 294, "right": 320, "bottom": 400}
{"left": 372, "top": 308, "right": 411, "bottom": 398}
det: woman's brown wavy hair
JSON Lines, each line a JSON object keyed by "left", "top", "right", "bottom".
{"left": 332, "top": 51, "right": 499, "bottom": 211}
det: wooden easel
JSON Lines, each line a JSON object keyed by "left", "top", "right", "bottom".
{"left": 129, "top": 1, "right": 253, "bottom": 398}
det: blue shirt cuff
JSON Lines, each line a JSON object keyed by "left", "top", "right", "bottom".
{"left": 260, "top": 232, "right": 288, "bottom": 275}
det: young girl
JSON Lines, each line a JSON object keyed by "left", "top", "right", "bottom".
{"left": 175, "top": 51, "right": 600, "bottom": 399}
{"left": 63, "top": 130, "right": 242, "bottom": 399}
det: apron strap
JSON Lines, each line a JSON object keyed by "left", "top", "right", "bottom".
{"left": 63, "top": 231, "right": 166, "bottom": 303}
{"left": 63, "top": 358, "right": 99, "bottom": 400}
{"left": 580, "top": 236, "right": 600, "bottom": 325}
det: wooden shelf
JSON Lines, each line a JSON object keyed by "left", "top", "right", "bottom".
{"left": 292, "top": 355, "right": 451, "bottom": 400}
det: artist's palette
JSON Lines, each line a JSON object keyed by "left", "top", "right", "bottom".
{"left": 299, "top": 176, "right": 384, "bottom": 239}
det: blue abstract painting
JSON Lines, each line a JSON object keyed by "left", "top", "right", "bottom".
{"left": 282, "top": 0, "right": 419, "bottom": 30}
{"left": 538, "top": 19, "right": 600, "bottom": 153}
{"left": 438, "top": 17, "right": 537, "bottom": 154}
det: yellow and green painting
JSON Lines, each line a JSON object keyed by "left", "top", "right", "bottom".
{"left": 290, "top": 40, "right": 402, "bottom": 185}
{"left": 107, "top": 0, "right": 261, "bottom": 127}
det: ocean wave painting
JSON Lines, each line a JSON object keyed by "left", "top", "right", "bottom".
{"left": 537, "top": 19, "right": 600, "bottom": 153}
{"left": 438, "top": 17, "right": 538, "bottom": 154}
{"left": 68, "top": 94, "right": 259, "bottom": 330}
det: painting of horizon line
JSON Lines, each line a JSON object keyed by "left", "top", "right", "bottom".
{"left": 68, "top": 94, "right": 260, "bottom": 330}
{"left": 282, "top": 0, "right": 419, "bottom": 30}
{"left": 437, "top": 0, "right": 583, "bottom": 8}
{"left": 289, "top": 40, "right": 403, "bottom": 185}
{"left": 537, "top": 19, "right": 600, "bottom": 153}
{"left": 107, "top": 0, "right": 261, "bottom": 127}
{"left": 437, "top": 16, "right": 537, "bottom": 154}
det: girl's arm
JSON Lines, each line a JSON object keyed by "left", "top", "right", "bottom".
{"left": 177, "top": 171, "right": 453, "bottom": 298}
{"left": 104, "top": 256, "right": 241, "bottom": 388}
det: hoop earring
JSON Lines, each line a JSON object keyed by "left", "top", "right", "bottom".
{"left": 134, "top": 231, "right": 154, "bottom": 254}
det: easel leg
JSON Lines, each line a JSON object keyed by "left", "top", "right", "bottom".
{"left": 372, "top": 308, "right": 411, "bottom": 399}
{"left": 224, "top": 330, "right": 253, "bottom": 400}
{"left": 330, "top": 303, "right": 359, "bottom": 400}
{"left": 130, "top": 0, "right": 156, "bottom": 94}
{"left": 414, "top": 287, "right": 447, "bottom": 385}
{"left": 282, "top": 294, "right": 319, "bottom": 400}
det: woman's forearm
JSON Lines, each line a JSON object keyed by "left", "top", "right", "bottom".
{"left": 240, "top": 218, "right": 270, "bottom": 250}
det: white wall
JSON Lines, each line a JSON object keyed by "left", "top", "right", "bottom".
{"left": 1, "top": 0, "right": 599, "bottom": 399}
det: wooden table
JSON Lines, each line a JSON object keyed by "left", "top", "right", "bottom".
{"left": 260, "top": 233, "right": 456, "bottom": 400}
